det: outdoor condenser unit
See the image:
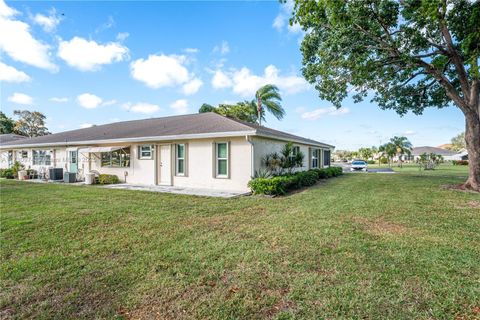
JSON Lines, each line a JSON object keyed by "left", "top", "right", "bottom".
{"left": 49, "top": 168, "right": 63, "bottom": 181}
{"left": 63, "top": 172, "right": 76, "bottom": 183}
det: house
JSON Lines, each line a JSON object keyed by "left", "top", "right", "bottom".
{"left": 0, "top": 113, "right": 334, "bottom": 192}
{"left": 0, "top": 134, "right": 27, "bottom": 169}
{"left": 409, "top": 146, "right": 466, "bottom": 161}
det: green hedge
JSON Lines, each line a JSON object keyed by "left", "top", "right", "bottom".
{"left": 0, "top": 168, "right": 14, "bottom": 179}
{"left": 249, "top": 166, "right": 343, "bottom": 196}
{"left": 97, "top": 174, "right": 120, "bottom": 185}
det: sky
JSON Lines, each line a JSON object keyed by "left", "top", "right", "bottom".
{"left": 0, "top": 0, "right": 465, "bottom": 150}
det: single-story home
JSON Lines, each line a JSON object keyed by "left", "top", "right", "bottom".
{"left": 0, "top": 112, "right": 334, "bottom": 192}
{"left": 408, "top": 146, "right": 467, "bottom": 161}
{"left": 0, "top": 134, "right": 27, "bottom": 169}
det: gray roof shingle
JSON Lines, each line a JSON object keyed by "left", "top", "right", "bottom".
{"left": 0, "top": 113, "right": 332, "bottom": 148}
{"left": 0, "top": 134, "right": 27, "bottom": 144}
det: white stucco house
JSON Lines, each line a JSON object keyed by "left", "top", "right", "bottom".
{"left": 0, "top": 113, "right": 334, "bottom": 192}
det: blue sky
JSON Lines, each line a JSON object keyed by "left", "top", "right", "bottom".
{"left": 0, "top": 0, "right": 465, "bottom": 150}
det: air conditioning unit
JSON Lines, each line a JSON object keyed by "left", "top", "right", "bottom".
{"left": 64, "top": 172, "right": 76, "bottom": 183}
{"left": 49, "top": 168, "right": 63, "bottom": 181}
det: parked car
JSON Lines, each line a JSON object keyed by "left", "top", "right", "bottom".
{"left": 350, "top": 160, "right": 368, "bottom": 172}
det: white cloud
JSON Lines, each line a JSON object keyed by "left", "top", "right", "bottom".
{"left": 0, "top": 1, "right": 57, "bottom": 71}
{"left": 58, "top": 37, "right": 129, "bottom": 71}
{"left": 122, "top": 102, "right": 160, "bottom": 114}
{"left": 79, "top": 123, "right": 94, "bottom": 129}
{"left": 213, "top": 41, "right": 230, "bottom": 55}
{"left": 8, "top": 92, "right": 33, "bottom": 105}
{"left": 102, "top": 99, "right": 117, "bottom": 106}
{"left": 49, "top": 97, "right": 69, "bottom": 103}
{"left": 403, "top": 130, "right": 416, "bottom": 136}
{"left": 116, "top": 32, "right": 129, "bottom": 41}
{"left": 184, "top": 48, "right": 199, "bottom": 53}
{"left": 182, "top": 78, "right": 203, "bottom": 95}
{"left": 273, "top": 0, "right": 303, "bottom": 35}
{"left": 211, "top": 70, "right": 232, "bottom": 89}
{"left": 273, "top": 14, "right": 286, "bottom": 31}
{"left": 212, "top": 64, "right": 309, "bottom": 97}
{"left": 301, "top": 107, "right": 350, "bottom": 120}
{"left": 0, "top": 61, "right": 31, "bottom": 82}
{"left": 169, "top": 99, "right": 189, "bottom": 115}
{"left": 130, "top": 54, "right": 201, "bottom": 95}
{"left": 77, "top": 93, "right": 103, "bottom": 109}
{"left": 33, "top": 8, "right": 61, "bottom": 32}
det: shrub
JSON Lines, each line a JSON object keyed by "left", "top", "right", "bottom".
{"left": 453, "top": 160, "right": 468, "bottom": 166}
{"left": 367, "top": 160, "right": 376, "bottom": 164}
{"left": 379, "top": 157, "right": 388, "bottom": 164}
{"left": 0, "top": 168, "right": 14, "bottom": 179}
{"left": 11, "top": 161, "right": 25, "bottom": 178}
{"left": 249, "top": 167, "right": 343, "bottom": 196}
{"left": 97, "top": 174, "right": 120, "bottom": 184}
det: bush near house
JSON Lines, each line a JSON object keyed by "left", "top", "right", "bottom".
{"left": 249, "top": 167, "right": 343, "bottom": 196}
{"left": 453, "top": 160, "right": 469, "bottom": 166}
{"left": 97, "top": 174, "right": 120, "bottom": 185}
{"left": 0, "top": 168, "right": 15, "bottom": 179}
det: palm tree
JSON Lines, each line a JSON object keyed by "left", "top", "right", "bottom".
{"left": 254, "top": 84, "right": 285, "bottom": 125}
{"left": 389, "top": 136, "right": 413, "bottom": 167}
{"left": 379, "top": 142, "right": 396, "bottom": 167}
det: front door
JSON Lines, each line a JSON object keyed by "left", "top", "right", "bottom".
{"left": 158, "top": 145, "right": 172, "bottom": 185}
{"left": 69, "top": 150, "right": 78, "bottom": 173}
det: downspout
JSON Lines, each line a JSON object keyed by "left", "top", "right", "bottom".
{"left": 246, "top": 135, "right": 255, "bottom": 178}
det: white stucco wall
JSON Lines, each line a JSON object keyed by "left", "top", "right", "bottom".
{"left": 172, "top": 137, "right": 252, "bottom": 192}
{"left": 251, "top": 137, "right": 329, "bottom": 173}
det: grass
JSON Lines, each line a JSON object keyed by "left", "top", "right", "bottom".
{"left": 1, "top": 167, "right": 479, "bottom": 319}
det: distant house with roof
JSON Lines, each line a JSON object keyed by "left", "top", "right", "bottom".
{"left": 0, "top": 113, "right": 334, "bottom": 192}
{"left": 410, "top": 146, "right": 467, "bottom": 161}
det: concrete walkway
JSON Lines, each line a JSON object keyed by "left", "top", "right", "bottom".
{"left": 102, "top": 183, "right": 249, "bottom": 198}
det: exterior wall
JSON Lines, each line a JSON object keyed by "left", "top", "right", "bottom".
{"left": 251, "top": 137, "right": 330, "bottom": 173}
{"left": 88, "top": 143, "right": 155, "bottom": 184}
{"left": 172, "top": 137, "right": 252, "bottom": 192}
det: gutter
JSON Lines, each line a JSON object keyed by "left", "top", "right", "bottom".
{"left": 246, "top": 135, "right": 255, "bottom": 178}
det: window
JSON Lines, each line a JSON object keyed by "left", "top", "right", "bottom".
{"left": 21, "top": 151, "right": 28, "bottom": 159}
{"left": 216, "top": 142, "right": 229, "bottom": 178}
{"left": 32, "top": 150, "right": 51, "bottom": 166}
{"left": 70, "top": 151, "right": 77, "bottom": 164}
{"left": 323, "top": 150, "right": 331, "bottom": 166}
{"left": 311, "top": 149, "right": 319, "bottom": 168}
{"left": 101, "top": 147, "right": 130, "bottom": 167}
{"left": 138, "top": 145, "right": 153, "bottom": 159}
{"left": 290, "top": 146, "right": 300, "bottom": 163}
{"left": 176, "top": 144, "right": 186, "bottom": 176}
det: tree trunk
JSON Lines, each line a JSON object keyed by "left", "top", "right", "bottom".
{"left": 463, "top": 110, "right": 480, "bottom": 191}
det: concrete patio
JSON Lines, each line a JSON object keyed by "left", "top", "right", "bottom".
{"left": 101, "top": 183, "right": 249, "bottom": 198}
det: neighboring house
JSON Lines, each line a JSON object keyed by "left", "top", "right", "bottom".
{"left": 0, "top": 134, "right": 27, "bottom": 169}
{"left": 409, "top": 146, "right": 465, "bottom": 161}
{"left": 0, "top": 113, "right": 334, "bottom": 192}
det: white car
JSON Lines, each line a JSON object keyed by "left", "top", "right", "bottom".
{"left": 350, "top": 160, "right": 368, "bottom": 172}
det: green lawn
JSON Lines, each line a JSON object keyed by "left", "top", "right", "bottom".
{"left": 1, "top": 168, "right": 479, "bottom": 319}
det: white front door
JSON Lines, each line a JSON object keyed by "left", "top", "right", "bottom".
{"left": 159, "top": 144, "right": 172, "bottom": 185}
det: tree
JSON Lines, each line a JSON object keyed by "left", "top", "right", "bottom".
{"left": 0, "top": 112, "right": 15, "bottom": 134}
{"left": 216, "top": 102, "right": 258, "bottom": 123}
{"left": 255, "top": 84, "right": 285, "bottom": 125}
{"left": 199, "top": 103, "right": 216, "bottom": 113}
{"left": 291, "top": 0, "right": 480, "bottom": 190}
{"left": 13, "top": 110, "right": 50, "bottom": 137}
{"left": 448, "top": 132, "right": 466, "bottom": 151}
{"left": 389, "top": 136, "right": 413, "bottom": 167}
{"left": 358, "top": 147, "right": 374, "bottom": 161}
{"left": 379, "top": 142, "right": 396, "bottom": 167}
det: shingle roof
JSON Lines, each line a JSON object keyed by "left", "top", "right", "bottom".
{"left": 0, "top": 113, "right": 332, "bottom": 148}
{"left": 411, "top": 146, "right": 457, "bottom": 156}
{"left": 0, "top": 134, "right": 27, "bottom": 144}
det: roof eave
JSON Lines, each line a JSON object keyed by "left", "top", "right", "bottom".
{"left": 254, "top": 132, "right": 334, "bottom": 149}
{"left": 0, "top": 130, "right": 257, "bottom": 149}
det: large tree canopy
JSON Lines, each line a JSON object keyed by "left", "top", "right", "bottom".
{"left": 291, "top": 0, "right": 480, "bottom": 191}
{"left": 13, "top": 110, "right": 50, "bottom": 137}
